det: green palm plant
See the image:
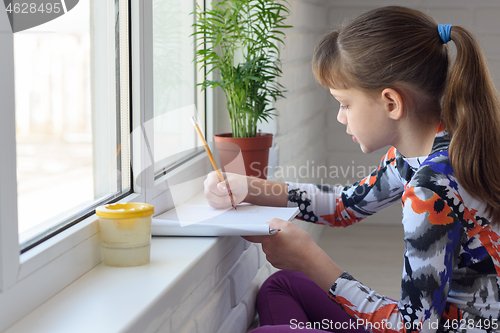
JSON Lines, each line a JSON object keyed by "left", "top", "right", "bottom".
{"left": 192, "top": 0, "right": 291, "bottom": 138}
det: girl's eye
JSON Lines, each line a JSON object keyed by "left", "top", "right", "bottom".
{"left": 340, "top": 104, "right": 348, "bottom": 111}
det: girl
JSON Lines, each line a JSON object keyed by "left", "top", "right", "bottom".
{"left": 204, "top": 6, "right": 500, "bottom": 333}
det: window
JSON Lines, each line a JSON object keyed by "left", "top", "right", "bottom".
{"left": 0, "top": 0, "right": 209, "bottom": 329}
{"left": 152, "top": 0, "right": 206, "bottom": 179}
{"left": 14, "top": 1, "right": 131, "bottom": 252}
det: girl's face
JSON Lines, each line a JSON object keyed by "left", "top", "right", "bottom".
{"left": 329, "top": 88, "right": 396, "bottom": 154}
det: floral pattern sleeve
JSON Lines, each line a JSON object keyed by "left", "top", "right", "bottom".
{"left": 286, "top": 147, "right": 405, "bottom": 227}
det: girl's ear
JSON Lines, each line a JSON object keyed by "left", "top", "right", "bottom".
{"left": 380, "top": 88, "right": 404, "bottom": 121}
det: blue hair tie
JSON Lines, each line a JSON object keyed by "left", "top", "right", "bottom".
{"left": 438, "top": 23, "right": 452, "bottom": 44}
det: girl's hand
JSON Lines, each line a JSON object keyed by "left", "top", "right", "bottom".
{"left": 244, "top": 218, "right": 344, "bottom": 292}
{"left": 204, "top": 171, "right": 248, "bottom": 209}
{"left": 244, "top": 218, "right": 319, "bottom": 272}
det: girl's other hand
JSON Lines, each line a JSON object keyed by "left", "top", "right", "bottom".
{"left": 244, "top": 218, "right": 318, "bottom": 272}
{"left": 244, "top": 218, "right": 344, "bottom": 292}
{"left": 204, "top": 171, "right": 248, "bottom": 209}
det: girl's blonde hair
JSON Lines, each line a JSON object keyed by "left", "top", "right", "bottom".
{"left": 313, "top": 6, "right": 500, "bottom": 222}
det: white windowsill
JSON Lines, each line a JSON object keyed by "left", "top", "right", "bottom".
{"left": 7, "top": 234, "right": 238, "bottom": 333}
{"left": 5, "top": 189, "right": 241, "bottom": 333}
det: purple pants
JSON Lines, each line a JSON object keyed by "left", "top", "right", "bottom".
{"left": 250, "top": 270, "right": 368, "bottom": 333}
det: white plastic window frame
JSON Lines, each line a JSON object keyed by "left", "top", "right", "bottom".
{"left": 0, "top": 0, "right": 212, "bottom": 330}
{"left": 138, "top": 0, "right": 212, "bottom": 214}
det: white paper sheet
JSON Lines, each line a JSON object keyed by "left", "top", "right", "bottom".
{"left": 152, "top": 204, "right": 299, "bottom": 236}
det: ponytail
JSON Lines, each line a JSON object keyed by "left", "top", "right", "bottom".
{"left": 443, "top": 26, "right": 500, "bottom": 222}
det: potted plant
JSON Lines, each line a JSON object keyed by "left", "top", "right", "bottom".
{"left": 193, "top": 0, "right": 291, "bottom": 179}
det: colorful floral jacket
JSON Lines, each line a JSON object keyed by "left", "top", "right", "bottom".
{"left": 286, "top": 124, "right": 500, "bottom": 332}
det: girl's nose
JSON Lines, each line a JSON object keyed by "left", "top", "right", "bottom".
{"left": 337, "top": 105, "right": 347, "bottom": 125}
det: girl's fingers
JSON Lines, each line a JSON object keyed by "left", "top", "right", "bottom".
{"left": 204, "top": 174, "right": 228, "bottom": 204}
{"left": 205, "top": 172, "right": 232, "bottom": 196}
{"left": 246, "top": 219, "right": 319, "bottom": 273}
{"left": 204, "top": 189, "right": 232, "bottom": 208}
{"left": 204, "top": 172, "right": 222, "bottom": 193}
{"left": 217, "top": 182, "right": 227, "bottom": 192}
{"left": 242, "top": 219, "right": 285, "bottom": 243}
{"left": 203, "top": 171, "right": 248, "bottom": 208}
{"left": 268, "top": 218, "right": 287, "bottom": 230}
{"left": 242, "top": 235, "right": 267, "bottom": 243}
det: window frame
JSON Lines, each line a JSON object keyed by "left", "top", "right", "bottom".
{"left": 15, "top": 0, "right": 132, "bottom": 253}
{"left": 0, "top": 13, "right": 20, "bottom": 294}
{"left": 139, "top": 0, "right": 211, "bottom": 210}
{"left": 0, "top": 0, "right": 212, "bottom": 330}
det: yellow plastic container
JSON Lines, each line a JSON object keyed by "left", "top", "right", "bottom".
{"left": 96, "top": 202, "right": 154, "bottom": 267}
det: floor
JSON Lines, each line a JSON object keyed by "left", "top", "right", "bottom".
{"left": 317, "top": 223, "right": 405, "bottom": 300}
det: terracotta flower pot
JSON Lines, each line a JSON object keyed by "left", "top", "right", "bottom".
{"left": 214, "top": 133, "right": 273, "bottom": 179}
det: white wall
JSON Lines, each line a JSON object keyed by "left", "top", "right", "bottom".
{"left": 268, "top": 0, "right": 330, "bottom": 184}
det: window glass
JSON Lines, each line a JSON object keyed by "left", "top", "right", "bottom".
{"left": 152, "top": 0, "right": 203, "bottom": 177}
{"left": 15, "top": 1, "right": 129, "bottom": 250}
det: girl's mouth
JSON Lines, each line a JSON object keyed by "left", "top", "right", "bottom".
{"left": 347, "top": 130, "right": 357, "bottom": 143}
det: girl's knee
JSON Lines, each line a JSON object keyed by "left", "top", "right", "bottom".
{"left": 249, "top": 325, "right": 297, "bottom": 333}
{"left": 262, "top": 270, "right": 305, "bottom": 287}
{"left": 258, "top": 270, "right": 307, "bottom": 299}
{"left": 249, "top": 326, "right": 272, "bottom": 333}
